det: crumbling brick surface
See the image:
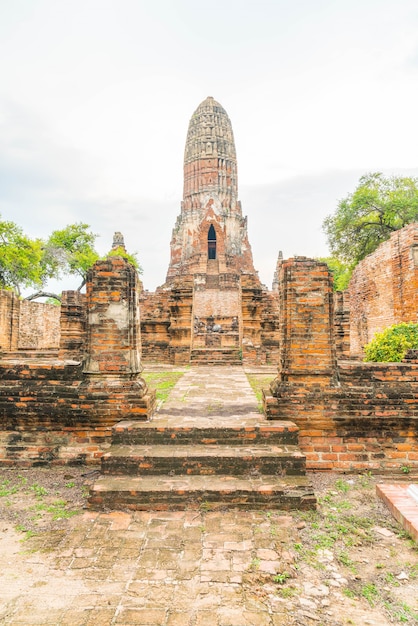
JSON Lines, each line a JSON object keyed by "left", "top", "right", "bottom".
{"left": 0, "top": 255, "right": 155, "bottom": 466}
{"left": 0, "top": 291, "right": 60, "bottom": 353}
{"left": 349, "top": 223, "right": 418, "bottom": 356}
{"left": 266, "top": 255, "right": 418, "bottom": 474}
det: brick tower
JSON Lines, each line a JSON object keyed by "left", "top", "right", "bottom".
{"left": 140, "top": 97, "right": 280, "bottom": 365}
{"left": 166, "top": 96, "right": 256, "bottom": 282}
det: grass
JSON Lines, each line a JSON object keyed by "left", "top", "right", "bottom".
{"left": 289, "top": 475, "right": 418, "bottom": 624}
{"left": 142, "top": 371, "right": 185, "bottom": 404}
{"left": 245, "top": 374, "right": 274, "bottom": 412}
{"left": 0, "top": 471, "right": 86, "bottom": 537}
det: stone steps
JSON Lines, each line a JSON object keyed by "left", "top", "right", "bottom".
{"left": 111, "top": 419, "right": 300, "bottom": 446}
{"left": 101, "top": 443, "right": 306, "bottom": 476}
{"left": 89, "top": 418, "right": 315, "bottom": 511}
{"left": 89, "top": 474, "right": 316, "bottom": 511}
{"left": 190, "top": 348, "right": 242, "bottom": 365}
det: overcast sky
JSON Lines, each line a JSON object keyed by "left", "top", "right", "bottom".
{"left": 1, "top": 0, "right": 418, "bottom": 291}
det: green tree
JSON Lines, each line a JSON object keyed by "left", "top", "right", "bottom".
{"left": 106, "top": 246, "right": 143, "bottom": 273}
{"left": 42, "top": 223, "right": 99, "bottom": 291}
{"left": 0, "top": 217, "right": 45, "bottom": 295}
{"left": 317, "top": 257, "right": 352, "bottom": 291}
{"left": 323, "top": 172, "right": 418, "bottom": 267}
{"left": 364, "top": 322, "right": 418, "bottom": 362}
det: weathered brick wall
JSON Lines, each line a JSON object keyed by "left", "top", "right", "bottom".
{"left": 265, "top": 256, "right": 418, "bottom": 475}
{"left": 0, "top": 255, "right": 156, "bottom": 466}
{"left": 349, "top": 223, "right": 418, "bottom": 356}
{"left": 59, "top": 291, "right": 86, "bottom": 361}
{"left": 18, "top": 300, "right": 60, "bottom": 350}
{"left": 0, "top": 291, "right": 60, "bottom": 352}
{"left": 0, "top": 291, "right": 19, "bottom": 351}
{"left": 140, "top": 290, "right": 171, "bottom": 362}
{"left": 168, "top": 280, "right": 194, "bottom": 364}
{"left": 273, "top": 257, "right": 337, "bottom": 381}
{"left": 334, "top": 291, "right": 350, "bottom": 359}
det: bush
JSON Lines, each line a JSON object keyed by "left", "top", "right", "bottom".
{"left": 363, "top": 322, "right": 418, "bottom": 362}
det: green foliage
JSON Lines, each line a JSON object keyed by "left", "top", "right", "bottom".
{"left": 317, "top": 256, "right": 352, "bottom": 291}
{"left": 106, "top": 246, "right": 143, "bottom": 273}
{"left": 323, "top": 172, "right": 418, "bottom": 267}
{"left": 363, "top": 322, "right": 418, "bottom": 362}
{"left": 43, "top": 223, "right": 99, "bottom": 288}
{"left": 0, "top": 216, "right": 45, "bottom": 294}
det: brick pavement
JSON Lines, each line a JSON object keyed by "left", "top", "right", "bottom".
{"left": 0, "top": 509, "right": 298, "bottom": 625}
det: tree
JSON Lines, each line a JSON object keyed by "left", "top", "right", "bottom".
{"left": 323, "top": 172, "right": 418, "bottom": 267}
{"left": 317, "top": 257, "right": 352, "bottom": 291}
{"left": 106, "top": 246, "right": 143, "bottom": 273}
{"left": 0, "top": 218, "right": 142, "bottom": 301}
{"left": 0, "top": 217, "right": 45, "bottom": 295}
{"left": 42, "top": 223, "right": 99, "bottom": 291}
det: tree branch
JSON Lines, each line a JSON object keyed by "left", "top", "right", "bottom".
{"left": 25, "top": 291, "right": 62, "bottom": 302}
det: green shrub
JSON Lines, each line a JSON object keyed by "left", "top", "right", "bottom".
{"left": 363, "top": 322, "right": 418, "bottom": 362}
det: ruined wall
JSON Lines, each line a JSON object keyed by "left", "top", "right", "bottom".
{"left": 18, "top": 300, "right": 60, "bottom": 350}
{"left": 0, "top": 256, "right": 156, "bottom": 466}
{"left": 334, "top": 291, "right": 351, "bottom": 359}
{"left": 59, "top": 291, "right": 86, "bottom": 361}
{"left": 140, "top": 290, "right": 171, "bottom": 362}
{"left": 0, "top": 290, "right": 60, "bottom": 353}
{"left": 349, "top": 223, "right": 418, "bottom": 356}
{"left": 265, "top": 256, "right": 418, "bottom": 475}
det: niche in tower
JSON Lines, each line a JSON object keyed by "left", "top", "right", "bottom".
{"left": 208, "top": 224, "right": 216, "bottom": 259}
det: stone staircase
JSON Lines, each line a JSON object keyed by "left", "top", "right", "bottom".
{"left": 88, "top": 367, "right": 316, "bottom": 512}
{"left": 190, "top": 347, "right": 242, "bottom": 365}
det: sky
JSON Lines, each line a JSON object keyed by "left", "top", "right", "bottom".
{"left": 1, "top": 0, "right": 418, "bottom": 292}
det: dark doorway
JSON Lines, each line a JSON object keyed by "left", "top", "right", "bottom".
{"left": 208, "top": 224, "right": 216, "bottom": 259}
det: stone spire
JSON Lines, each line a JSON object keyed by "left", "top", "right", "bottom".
{"left": 165, "top": 97, "right": 256, "bottom": 283}
{"left": 182, "top": 96, "right": 238, "bottom": 212}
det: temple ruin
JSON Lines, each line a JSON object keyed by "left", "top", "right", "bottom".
{"left": 140, "top": 96, "right": 280, "bottom": 365}
{"left": 0, "top": 97, "right": 416, "bottom": 503}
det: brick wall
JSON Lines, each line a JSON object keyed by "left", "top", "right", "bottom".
{"left": 18, "top": 300, "right": 60, "bottom": 350}
{"left": 59, "top": 291, "right": 86, "bottom": 361}
{"left": 349, "top": 223, "right": 418, "bottom": 356}
{"left": 0, "top": 255, "right": 156, "bottom": 466}
{"left": 265, "top": 256, "right": 418, "bottom": 475}
{"left": 0, "top": 291, "right": 19, "bottom": 351}
{"left": 0, "top": 290, "right": 60, "bottom": 352}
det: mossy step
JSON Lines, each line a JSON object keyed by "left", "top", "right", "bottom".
{"left": 102, "top": 443, "right": 306, "bottom": 476}
{"left": 111, "top": 419, "right": 300, "bottom": 446}
{"left": 88, "top": 474, "right": 316, "bottom": 511}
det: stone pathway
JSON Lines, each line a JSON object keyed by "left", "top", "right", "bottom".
{"left": 156, "top": 366, "right": 262, "bottom": 423}
{"left": 1, "top": 509, "right": 302, "bottom": 625}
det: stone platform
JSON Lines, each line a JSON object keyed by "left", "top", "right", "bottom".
{"left": 89, "top": 367, "right": 316, "bottom": 511}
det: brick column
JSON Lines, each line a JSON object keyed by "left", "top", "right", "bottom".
{"left": 334, "top": 291, "right": 351, "bottom": 359}
{"left": 264, "top": 257, "right": 338, "bottom": 419}
{"left": 83, "top": 257, "right": 141, "bottom": 375}
{"left": 81, "top": 254, "right": 156, "bottom": 421}
{"left": 0, "top": 291, "right": 19, "bottom": 352}
{"left": 59, "top": 291, "right": 86, "bottom": 361}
